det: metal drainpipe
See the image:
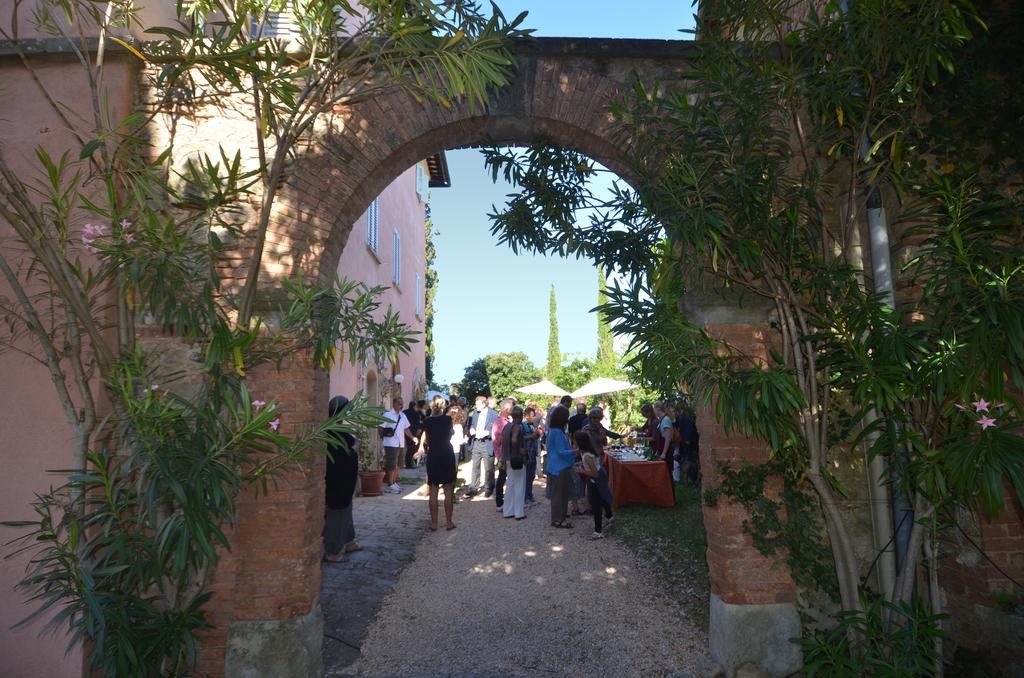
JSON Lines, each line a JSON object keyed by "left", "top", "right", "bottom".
{"left": 848, "top": 197, "right": 897, "bottom": 598}
{"left": 866, "top": 186, "right": 913, "bottom": 583}
{"left": 835, "top": 0, "right": 900, "bottom": 599}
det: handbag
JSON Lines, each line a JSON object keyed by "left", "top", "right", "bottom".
{"left": 510, "top": 456, "right": 524, "bottom": 470}
{"left": 377, "top": 426, "right": 395, "bottom": 438}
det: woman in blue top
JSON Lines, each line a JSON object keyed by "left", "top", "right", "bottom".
{"left": 545, "top": 405, "right": 576, "bottom": 528}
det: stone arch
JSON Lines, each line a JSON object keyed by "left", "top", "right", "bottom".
{"left": 307, "top": 113, "right": 637, "bottom": 285}
{"left": 253, "top": 38, "right": 697, "bottom": 293}
{"left": 212, "top": 39, "right": 798, "bottom": 678}
{"left": 365, "top": 369, "right": 378, "bottom": 407}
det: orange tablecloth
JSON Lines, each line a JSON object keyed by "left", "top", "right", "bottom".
{"left": 604, "top": 453, "right": 675, "bottom": 508}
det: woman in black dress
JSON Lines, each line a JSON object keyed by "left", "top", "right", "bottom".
{"left": 418, "top": 395, "right": 457, "bottom": 531}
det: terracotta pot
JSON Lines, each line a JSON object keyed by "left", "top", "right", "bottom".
{"left": 359, "top": 470, "right": 386, "bottom": 497}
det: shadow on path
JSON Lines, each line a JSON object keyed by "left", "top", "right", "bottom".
{"left": 321, "top": 464, "right": 433, "bottom": 675}
{"left": 324, "top": 461, "right": 712, "bottom": 677}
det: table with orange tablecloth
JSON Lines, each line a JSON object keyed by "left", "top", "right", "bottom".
{"left": 604, "top": 453, "right": 675, "bottom": 508}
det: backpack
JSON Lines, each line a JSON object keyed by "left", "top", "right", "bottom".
{"left": 674, "top": 414, "right": 699, "bottom": 449}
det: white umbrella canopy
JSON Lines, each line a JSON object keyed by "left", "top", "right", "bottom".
{"left": 570, "top": 377, "right": 638, "bottom": 399}
{"left": 514, "top": 379, "right": 570, "bottom": 396}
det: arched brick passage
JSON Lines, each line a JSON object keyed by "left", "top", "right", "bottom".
{"left": 255, "top": 38, "right": 692, "bottom": 290}
{"left": 196, "top": 38, "right": 797, "bottom": 677}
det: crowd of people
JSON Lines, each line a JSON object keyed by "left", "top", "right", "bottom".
{"left": 321, "top": 391, "right": 700, "bottom": 561}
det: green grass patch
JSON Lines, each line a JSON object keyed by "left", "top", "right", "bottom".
{"left": 612, "top": 483, "right": 710, "bottom": 631}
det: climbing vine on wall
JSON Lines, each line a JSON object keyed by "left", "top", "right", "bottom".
{"left": 704, "top": 461, "right": 838, "bottom": 599}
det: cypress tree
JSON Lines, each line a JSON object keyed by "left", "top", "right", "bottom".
{"left": 546, "top": 284, "right": 560, "bottom": 377}
{"left": 596, "top": 265, "right": 615, "bottom": 369}
{"left": 424, "top": 212, "right": 438, "bottom": 385}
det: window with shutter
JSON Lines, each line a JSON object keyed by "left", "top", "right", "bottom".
{"left": 252, "top": 10, "right": 300, "bottom": 40}
{"left": 366, "top": 198, "right": 379, "bottom": 254}
{"left": 392, "top": 229, "right": 401, "bottom": 287}
{"left": 415, "top": 164, "right": 427, "bottom": 202}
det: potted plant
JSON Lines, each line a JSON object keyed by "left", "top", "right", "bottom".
{"left": 356, "top": 424, "right": 386, "bottom": 496}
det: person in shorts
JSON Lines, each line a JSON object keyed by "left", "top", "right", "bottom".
{"left": 380, "top": 396, "right": 411, "bottom": 494}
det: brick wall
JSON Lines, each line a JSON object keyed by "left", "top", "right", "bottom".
{"left": 699, "top": 323, "right": 797, "bottom": 606}
{"left": 194, "top": 351, "right": 328, "bottom": 676}
{"left": 137, "top": 36, "right": 1024, "bottom": 673}
{"left": 134, "top": 41, "right": 705, "bottom": 676}
{"left": 941, "top": 490, "right": 1024, "bottom": 669}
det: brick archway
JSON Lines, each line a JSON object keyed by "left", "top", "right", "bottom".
{"left": 208, "top": 38, "right": 798, "bottom": 677}
{"left": 256, "top": 38, "right": 692, "bottom": 291}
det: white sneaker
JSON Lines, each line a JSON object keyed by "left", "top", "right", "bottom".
{"left": 390, "top": 483, "right": 402, "bottom": 493}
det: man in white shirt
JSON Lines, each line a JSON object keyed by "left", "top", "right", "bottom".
{"left": 380, "top": 396, "right": 411, "bottom": 494}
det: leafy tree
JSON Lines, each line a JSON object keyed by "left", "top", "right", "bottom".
{"left": 485, "top": 351, "right": 543, "bottom": 402}
{"left": 913, "top": 2, "right": 1024, "bottom": 195}
{"left": 555, "top": 357, "right": 595, "bottom": 394}
{"left": 546, "top": 284, "right": 561, "bottom": 377}
{"left": 454, "top": 358, "right": 490, "bottom": 398}
{"left": 483, "top": 0, "right": 1023, "bottom": 668}
{"left": 0, "top": 0, "right": 528, "bottom": 673}
{"left": 454, "top": 352, "right": 544, "bottom": 403}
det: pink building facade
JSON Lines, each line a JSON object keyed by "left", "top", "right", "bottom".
{"left": 0, "top": 0, "right": 441, "bottom": 664}
{"left": 328, "top": 158, "right": 444, "bottom": 408}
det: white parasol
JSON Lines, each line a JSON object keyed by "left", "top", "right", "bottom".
{"left": 570, "top": 377, "right": 638, "bottom": 399}
{"left": 514, "top": 379, "right": 570, "bottom": 396}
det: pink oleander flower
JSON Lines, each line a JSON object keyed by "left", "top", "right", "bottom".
{"left": 119, "top": 218, "right": 134, "bottom": 244}
{"left": 83, "top": 223, "right": 107, "bottom": 237}
{"left": 977, "top": 415, "right": 996, "bottom": 430}
{"left": 252, "top": 400, "right": 267, "bottom": 410}
{"left": 269, "top": 417, "right": 281, "bottom": 432}
{"left": 81, "top": 222, "right": 109, "bottom": 254}
{"left": 973, "top": 398, "right": 990, "bottom": 413}
{"left": 954, "top": 404, "right": 966, "bottom": 411}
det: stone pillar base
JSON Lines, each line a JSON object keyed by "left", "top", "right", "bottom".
{"left": 225, "top": 602, "right": 323, "bottom": 678}
{"left": 709, "top": 593, "right": 802, "bottom": 677}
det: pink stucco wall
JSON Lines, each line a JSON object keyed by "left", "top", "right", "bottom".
{"left": 329, "top": 163, "right": 429, "bottom": 406}
{"left": 0, "top": 56, "right": 137, "bottom": 678}
{"left": 1, "top": 4, "right": 426, "bottom": 674}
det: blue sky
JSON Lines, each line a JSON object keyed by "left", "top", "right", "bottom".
{"left": 428, "top": 2, "right": 697, "bottom": 386}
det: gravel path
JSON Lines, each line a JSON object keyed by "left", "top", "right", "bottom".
{"left": 344, "top": 465, "right": 711, "bottom": 677}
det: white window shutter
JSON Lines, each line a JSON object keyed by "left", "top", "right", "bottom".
{"left": 415, "top": 164, "right": 429, "bottom": 202}
{"left": 415, "top": 273, "right": 422, "bottom": 317}
{"left": 367, "top": 198, "right": 379, "bottom": 253}
{"left": 392, "top": 229, "right": 401, "bottom": 286}
{"left": 253, "top": 9, "right": 300, "bottom": 40}
{"left": 374, "top": 200, "right": 379, "bottom": 252}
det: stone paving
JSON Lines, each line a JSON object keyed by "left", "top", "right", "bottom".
{"left": 321, "top": 463, "right": 436, "bottom": 676}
